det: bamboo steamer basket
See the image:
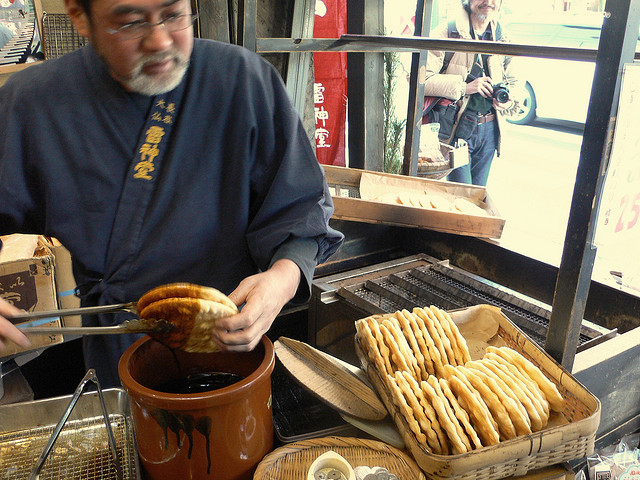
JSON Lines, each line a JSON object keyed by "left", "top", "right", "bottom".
{"left": 356, "top": 304, "right": 601, "bottom": 480}
{"left": 253, "top": 436, "right": 426, "bottom": 479}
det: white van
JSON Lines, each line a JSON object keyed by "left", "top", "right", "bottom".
{"left": 502, "top": 13, "right": 638, "bottom": 125}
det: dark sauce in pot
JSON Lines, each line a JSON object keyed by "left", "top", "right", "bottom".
{"left": 156, "top": 371, "right": 245, "bottom": 394}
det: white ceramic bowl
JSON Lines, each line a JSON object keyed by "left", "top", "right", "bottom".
{"left": 307, "top": 450, "right": 356, "bottom": 480}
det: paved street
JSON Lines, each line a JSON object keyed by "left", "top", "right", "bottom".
{"left": 486, "top": 119, "right": 621, "bottom": 288}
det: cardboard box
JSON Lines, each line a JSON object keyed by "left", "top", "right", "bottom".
{"left": 48, "top": 238, "right": 81, "bottom": 328}
{"left": 324, "top": 165, "right": 505, "bottom": 239}
{"left": 0, "top": 234, "right": 64, "bottom": 357}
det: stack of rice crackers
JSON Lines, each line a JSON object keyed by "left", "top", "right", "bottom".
{"left": 355, "top": 306, "right": 565, "bottom": 455}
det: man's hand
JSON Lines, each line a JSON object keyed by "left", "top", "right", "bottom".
{"left": 466, "top": 75, "right": 494, "bottom": 98}
{"left": 0, "top": 298, "right": 31, "bottom": 349}
{"left": 213, "top": 259, "right": 301, "bottom": 352}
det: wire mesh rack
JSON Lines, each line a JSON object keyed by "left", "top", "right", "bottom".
{"left": 0, "top": 384, "right": 139, "bottom": 480}
{"left": 0, "top": 414, "right": 137, "bottom": 479}
{"left": 43, "top": 13, "right": 85, "bottom": 59}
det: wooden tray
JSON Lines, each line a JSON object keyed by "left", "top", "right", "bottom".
{"left": 355, "top": 305, "right": 601, "bottom": 480}
{"left": 324, "top": 165, "right": 505, "bottom": 239}
{"left": 253, "top": 436, "right": 426, "bottom": 479}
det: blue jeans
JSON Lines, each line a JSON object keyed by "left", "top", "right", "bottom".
{"left": 447, "top": 115, "right": 498, "bottom": 186}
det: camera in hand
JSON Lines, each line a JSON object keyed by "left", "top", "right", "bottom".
{"left": 492, "top": 83, "right": 510, "bottom": 103}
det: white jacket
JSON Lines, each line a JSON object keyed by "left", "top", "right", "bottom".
{"left": 423, "top": 7, "right": 521, "bottom": 153}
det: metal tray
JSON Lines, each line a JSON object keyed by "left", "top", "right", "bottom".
{"left": 0, "top": 387, "right": 140, "bottom": 479}
{"left": 271, "top": 361, "right": 359, "bottom": 443}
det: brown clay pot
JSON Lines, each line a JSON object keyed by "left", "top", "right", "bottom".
{"left": 118, "top": 335, "right": 274, "bottom": 480}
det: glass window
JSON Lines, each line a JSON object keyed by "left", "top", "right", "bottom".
{"left": 384, "top": 0, "right": 640, "bottom": 295}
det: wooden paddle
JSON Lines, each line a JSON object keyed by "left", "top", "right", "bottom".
{"left": 274, "top": 337, "right": 388, "bottom": 421}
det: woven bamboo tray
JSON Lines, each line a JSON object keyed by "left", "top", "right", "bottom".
{"left": 356, "top": 305, "right": 601, "bottom": 480}
{"left": 253, "top": 436, "right": 426, "bottom": 479}
{"left": 417, "top": 142, "right": 467, "bottom": 179}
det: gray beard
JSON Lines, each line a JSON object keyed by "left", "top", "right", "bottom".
{"left": 120, "top": 52, "right": 189, "bottom": 96}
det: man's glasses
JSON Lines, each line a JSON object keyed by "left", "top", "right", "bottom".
{"left": 105, "top": 13, "right": 198, "bottom": 39}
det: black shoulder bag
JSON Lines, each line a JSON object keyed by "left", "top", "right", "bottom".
{"left": 423, "top": 19, "right": 502, "bottom": 142}
{"left": 422, "top": 20, "right": 461, "bottom": 141}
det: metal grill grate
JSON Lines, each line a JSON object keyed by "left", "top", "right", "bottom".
{"left": 352, "top": 285, "right": 403, "bottom": 312}
{"left": 0, "top": 414, "right": 137, "bottom": 479}
{"left": 327, "top": 183, "right": 361, "bottom": 199}
{"left": 43, "top": 14, "right": 86, "bottom": 59}
{"left": 338, "top": 261, "right": 600, "bottom": 348}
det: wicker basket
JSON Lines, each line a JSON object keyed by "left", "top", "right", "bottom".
{"left": 356, "top": 305, "right": 601, "bottom": 480}
{"left": 417, "top": 141, "right": 469, "bottom": 179}
{"left": 253, "top": 436, "right": 426, "bottom": 479}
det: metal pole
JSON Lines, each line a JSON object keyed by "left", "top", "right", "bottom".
{"left": 363, "top": 0, "right": 385, "bottom": 172}
{"left": 402, "top": 0, "right": 432, "bottom": 177}
{"left": 347, "top": 0, "right": 366, "bottom": 169}
{"left": 285, "top": 0, "right": 315, "bottom": 116}
{"left": 545, "top": 0, "right": 640, "bottom": 370}
{"left": 237, "top": 0, "right": 256, "bottom": 52}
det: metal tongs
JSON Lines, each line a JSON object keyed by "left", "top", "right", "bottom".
{"left": 10, "top": 302, "right": 174, "bottom": 335}
{"left": 28, "top": 369, "right": 124, "bottom": 480}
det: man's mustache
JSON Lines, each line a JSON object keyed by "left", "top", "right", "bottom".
{"left": 141, "top": 53, "right": 178, "bottom": 66}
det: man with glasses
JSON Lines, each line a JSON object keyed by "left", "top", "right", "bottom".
{"left": 0, "top": 0, "right": 343, "bottom": 387}
{"left": 424, "top": 0, "right": 521, "bottom": 186}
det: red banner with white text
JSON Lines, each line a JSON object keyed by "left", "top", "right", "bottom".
{"left": 313, "top": 0, "right": 347, "bottom": 166}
